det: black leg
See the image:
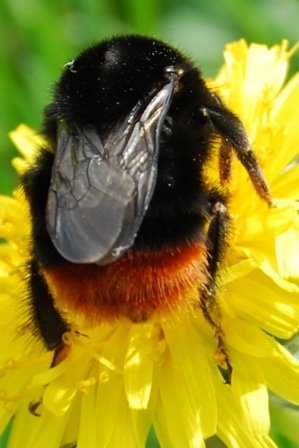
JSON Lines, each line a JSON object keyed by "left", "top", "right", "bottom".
{"left": 219, "top": 143, "right": 232, "bottom": 184}
{"left": 200, "top": 105, "right": 273, "bottom": 206}
{"left": 199, "top": 198, "right": 232, "bottom": 383}
{"left": 28, "top": 258, "right": 68, "bottom": 350}
{"left": 27, "top": 258, "right": 69, "bottom": 416}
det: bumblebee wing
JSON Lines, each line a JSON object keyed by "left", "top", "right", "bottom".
{"left": 46, "top": 80, "right": 174, "bottom": 264}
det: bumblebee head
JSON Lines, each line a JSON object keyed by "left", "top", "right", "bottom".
{"left": 52, "top": 36, "right": 192, "bottom": 131}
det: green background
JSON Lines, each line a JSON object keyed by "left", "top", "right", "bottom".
{"left": 1, "top": 0, "right": 299, "bottom": 446}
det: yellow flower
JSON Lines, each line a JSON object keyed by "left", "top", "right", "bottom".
{"left": 1, "top": 39, "right": 299, "bottom": 447}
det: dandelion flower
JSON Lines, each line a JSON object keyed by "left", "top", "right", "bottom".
{"left": 0, "top": 39, "right": 299, "bottom": 448}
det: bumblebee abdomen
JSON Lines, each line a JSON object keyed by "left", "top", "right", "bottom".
{"left": 42, "top": 242, "right": 208, "bottom": 324}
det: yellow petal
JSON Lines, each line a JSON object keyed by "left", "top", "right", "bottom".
{"left": 215, "top": 379, "right": 277, "bottom": 448}
{"left": 271, "top": 72, "right": 299, "bottom": 173}
{"left": 124, "top": 322, "right": 156, "bottom": 410}
{"left": 9, "top": 124, "right": 48, "bottom": 160}
{"left": 225, "top": 269, "right": 299, "bottom": 338}
{"left": 60, "top": 395, "right": 81, "bottom": 447}
{"left": 154, "top": 350, "right": 205, "bottom": 448}
{"left": 95, "top": 375, "right": 123, "bottom": 447}
{"left": 42, "top": 349, "right": 92, "bottom": 416}
{"left": 76, "top": 385, "right": 97, "bottom": 448}
{"left": 162, "top": 315, "right": 217, "bottom": 438}
{"left": 232, "top": 353, "right": 270, "bottom": 436}
{"left": 225, "top": 318, "right": 276, "bottom": 358}
{"left": 272, "top": 163, "right": 299, "bottom": 199}
{"left": 259, "top": 344, "right": 299, "bottom": 404}
{"left": 8, "top": 402, "right": 69, "bottom": 448}
{"left": 107, "top": 386, "right": 137, "bottom": 448}
{"left": 276, "top": 222, "right": 299, "bottom": 280}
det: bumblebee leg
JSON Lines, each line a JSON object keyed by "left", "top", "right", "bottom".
{"left": 219, "top": 144, "right": 232, "bottom": 184}
{"left": 29, "top": 258, "right": 68, "bottom": 350}
{"left": 199, "top": 199, "right": 232, "bottom": 382}
{"left": 28, "top": 259, "right": 69, "bottom": 416}
{"left": 200, "top": 105, "right": 273, "bottom": 206}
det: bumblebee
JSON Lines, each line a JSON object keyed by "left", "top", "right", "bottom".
{"left": 22, "top": 35, "right": 272, "bottom": 373}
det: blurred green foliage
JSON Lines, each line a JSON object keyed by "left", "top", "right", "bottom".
{"left": 1, "top": 0, "right": 299, "bottom": 446}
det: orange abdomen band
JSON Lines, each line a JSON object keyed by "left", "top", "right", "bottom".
{"left": 43, "top": 242, "right": 208, "bottom": 324}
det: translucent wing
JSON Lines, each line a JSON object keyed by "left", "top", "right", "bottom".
{"left": 46, "top": 80, "right": 174, "bottom": 264}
